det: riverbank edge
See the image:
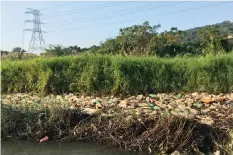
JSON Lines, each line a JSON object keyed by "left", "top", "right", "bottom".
{"left": 2, "top": 53, "right": 233, "bottom": 95}
{"left": 1, "top": 93, "right": 233, "bottom": 154}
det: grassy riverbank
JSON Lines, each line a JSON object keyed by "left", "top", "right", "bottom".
{"left": 2, "top": 53, "right": 233, "bottom": 95}
{"left": 1, "top": 53, "right": 233, "bottom": 154}
{"left": 1, "top": 93, "right": 233, "bottom": 154}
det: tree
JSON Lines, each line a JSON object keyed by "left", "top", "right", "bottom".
{"left": 11, "top": 47, "right": 26, "bottom": 59}
{"left": 12, "top": 47, "right": 25, "bottom": 53}
{"left": 98, "top": 22, "right": 196, "bottom": 57}
{"left": 43, "top": 45, "right": 77, "bottom": 56}
{"left": 198, "top": 26, "right": 225, "bottom": 55}
{"left": 181, "top": 20, "right": 233, "bottom": 45}
{"left": 67, "top": 45, "right": 81, "bottom": 54}
{"left": 98, "top": 38, "right": 120, "bottom": 55}
{"left": 111, "top": 21, "right": 161, "bottom": 56}
{"left": 39, "top": 21, "right": 233, "bottom": 58}
{"left": 42, "top": 45, "right": 89, "bottom": 56}
{"left": 1, "top": 50, "right": 9, "bottom": 55}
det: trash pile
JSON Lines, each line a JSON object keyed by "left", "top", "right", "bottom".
{"left": 67, "top": 92, "right": 233, "bottom": 126}
{"left": 1, "top": 92, "right": 233, "bottom": 154}
{"left": 3, "top": 92, "right": 233, "bottom": 126}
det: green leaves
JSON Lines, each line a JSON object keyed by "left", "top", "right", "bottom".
{"left": 2, "top": 53, "right": 233, "bottom": 95}
{"left": 192, "top": 102, "right": 205, "bottom": 109}
{"left": 198, "top": 26, "right": 226, "bottom": 55}
{"left": 177, "top": 93, "right": 184, "bottom": 99}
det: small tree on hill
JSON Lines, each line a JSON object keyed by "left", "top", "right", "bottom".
{"left": 199, "top": 27, "right": 225, "bottom": 55}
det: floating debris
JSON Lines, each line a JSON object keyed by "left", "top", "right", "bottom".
{"left": 40, "top": 136, "right": 49, "bottom": 143}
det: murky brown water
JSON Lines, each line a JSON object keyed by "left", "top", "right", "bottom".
{"left": 1, "top": 141, "right": 146, "bottom": 155}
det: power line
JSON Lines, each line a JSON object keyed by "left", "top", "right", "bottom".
{"left": 42, "top": 2, "right": 111, "bottom": 17}
{"left": 44, "top": 3, "right": 155, "bottom": 25}
{"left": 44, "top": 1, "right": 186, "bottom": 28}
{"left": 42, "top": 2, "right": 126, "bottom": 20}
{"left": 163, "top": 1, "right": 233, "bottom": 16}
{"left": 40, "top": 1, "right": 79, "bottom": 11}
{"left": 45, "top": 2, "right": 182, "bottom": 25}
{"left": 45, "top": 1, "right": 232, "bottom": 34}
{"left": 44, "top": 19, "right": 135, "bottom": 35}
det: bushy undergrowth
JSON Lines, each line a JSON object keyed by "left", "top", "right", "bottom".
{"left": 1, "top": 52, "right": 233, "bottom": 95}
{"left": 1, "top": 52, "right": 39, "bottom": 60}
{"left": 1, "top": 103, "right": 232, "bottom": 154}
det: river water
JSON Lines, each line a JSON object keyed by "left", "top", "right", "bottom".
{"left": 1, "top": 141, "right": 147, "bottom": 155}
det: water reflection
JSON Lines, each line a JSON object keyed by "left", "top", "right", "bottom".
{"left": 1, "top": 141, "right": 146, "bottom": 155}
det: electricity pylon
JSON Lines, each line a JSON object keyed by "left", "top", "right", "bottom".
{"left": 24, "top": 8, "right": 46, "bottom": 53}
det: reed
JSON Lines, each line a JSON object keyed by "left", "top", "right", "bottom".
{"left": 1, "top": 52, "right": 233, "bottom": 95}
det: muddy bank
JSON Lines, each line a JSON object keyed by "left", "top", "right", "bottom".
{"left": 1, "top": 93, "right": 233, "bottom": 154}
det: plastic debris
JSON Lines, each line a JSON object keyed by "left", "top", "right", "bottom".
{"left": 149, "top": 94, "right": 157, "bottom": 98}
{"left": 171, "top": 151, "right": 180, "bottom": 155}
{"left": 200, "top": 97, "right": 212, "bottom": 104}
{"left": 177, "top": 93, "right": 184, "bottom": 99}
{"left": 152, "top": 106, "right": 160, "bottom": 110}
{"left": 40, "top": 136, "right": 49, "bottom": 142}
{"left": 192, "top": 102, "right": 204, "bottom": 109}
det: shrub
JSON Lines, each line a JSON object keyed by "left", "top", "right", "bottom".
{"left": 1, "top": 52, "right": 233, "bottom": 95}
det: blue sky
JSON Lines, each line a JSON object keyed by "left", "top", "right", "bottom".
{"left": 1, "top": 1, "right": 233, "bottom": 52}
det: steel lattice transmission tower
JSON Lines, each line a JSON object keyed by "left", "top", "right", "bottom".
{"left": 24, "top": 8, "right": 46, "bottom": 53}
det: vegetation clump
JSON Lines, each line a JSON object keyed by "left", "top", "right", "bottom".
{"left": 2, "top": 53, "right": 233, "bottom": 95}
{"left": 2, "top": 21, "right": 233, "bottom": 58}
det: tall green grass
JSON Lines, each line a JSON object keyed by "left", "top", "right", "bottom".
{"left": 1, "top": 53, "right": 233, "bottom": 95}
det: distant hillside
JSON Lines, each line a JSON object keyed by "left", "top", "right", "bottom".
{"left": 182, "top": 20, "right": 233, "bottom": 44}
